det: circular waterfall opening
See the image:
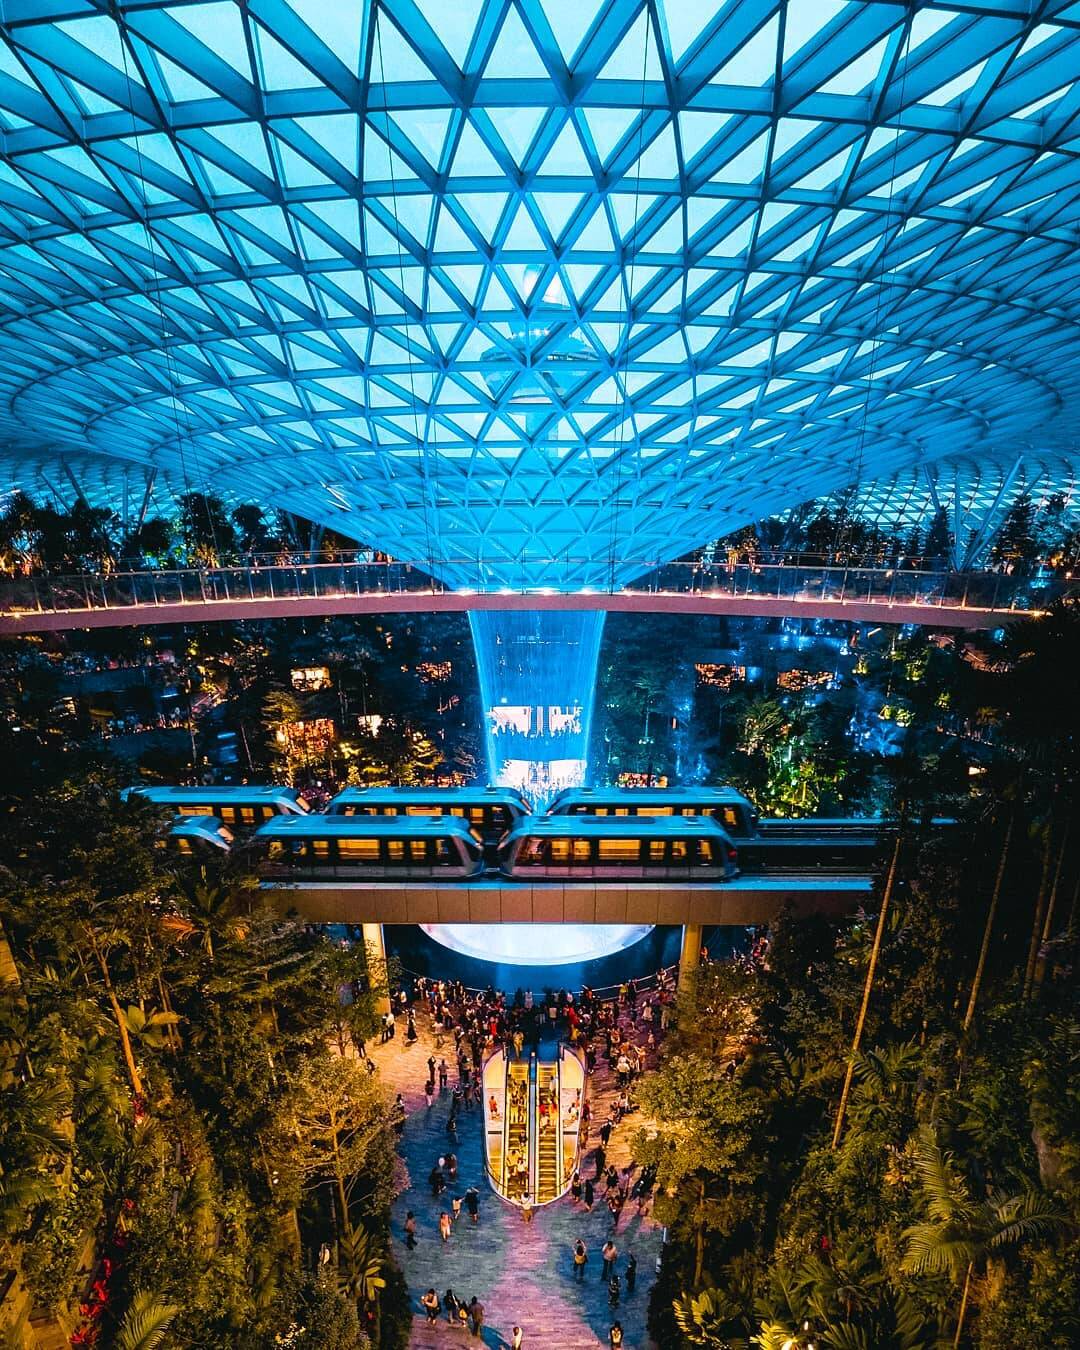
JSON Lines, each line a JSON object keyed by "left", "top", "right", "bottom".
{"left": 419, "top": 924, "right": 655, "bottom": 967}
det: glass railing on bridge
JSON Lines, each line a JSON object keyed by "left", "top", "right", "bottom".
{"left": 1, "top": 558, "right": 1075, "bottom": 619}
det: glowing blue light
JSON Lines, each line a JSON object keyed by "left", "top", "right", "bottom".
{"left": 469, "top": 609, "right": 605, "bottom": 804}
{"left": 421, "top": 924, "right": 653, "bottom": 966}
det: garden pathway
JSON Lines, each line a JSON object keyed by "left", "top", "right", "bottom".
{"left": 368, "top": 1001, "right": 665, "bottom": 1349}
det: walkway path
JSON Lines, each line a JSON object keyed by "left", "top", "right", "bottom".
{"left": 368, "top": 1004, "right": 665, "bottom": 1349}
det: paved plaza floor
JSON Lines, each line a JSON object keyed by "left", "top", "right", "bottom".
{"left": 368, "top": 1004, "right": 664, "bottom": 1349}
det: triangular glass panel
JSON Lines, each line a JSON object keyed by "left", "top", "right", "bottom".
{"left": 626, "top": 123, "right": 678, "bottom": 180}
{"left": 712, "top": 132, "right": 769, "bottom": 184}
{"left": 451, "top": 120, "right": 504, "bottom": 176}
{"left": 818, "top": 34, "right": 891, "bottom": 95}
{"left": 487, "top": 105, "right": 547, "bottom": 165}
{"left": 659, "top": 0, "right": 718, "bottom": 62}
{"left": 153, "top": 52, "right": 217, "bottom": 102}
{"left": 166, "top": 3, "right": 252, "bottom": 80}
{"left": 539, "top": 120, "right": 593, "bottom": 177}
{"left": 391, "top": 107, "right": 452, "bottom": 167}
{"left": 678, "top": 110, "right": 732, "bottom": 163}
{"left": 710, "top": 16, "right": 779, "bottom": 86}
{"left": 288, "top": 0, "right": 362, "bottom": 72}
{"left": 921, "top": 58, "right": 986, "bottom": 107}
{"left": 484, "top": 6, "right": 548, "bottom": 78}
{"left": 371, "top": 16, "right": 433, "bottom": 82}
{"left": 782, "top": 0, "right": 847, "bottom": 66}
{"left": 424, "top": 0, "right": 484, "bottom": 66}
{"left": 253, "top": 24, "right": 321, "bottom": 89}
{"left": 595, "top": 10, "right": 662, "bottom": 83}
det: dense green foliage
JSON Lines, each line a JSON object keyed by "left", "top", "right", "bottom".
{"left": 638, "top": 604, "right": 1080, "bottom": 1349}
{"left": 0, "top": 763, "right": 405, "bottom": 1349}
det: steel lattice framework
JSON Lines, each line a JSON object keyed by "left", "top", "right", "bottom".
{"left": 0, "top": 0, "right": 1079, "bottom": 586}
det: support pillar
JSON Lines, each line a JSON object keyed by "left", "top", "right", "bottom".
{"left": 361, "top": 922, "right": 391, "bottom": 1015}
{"left": 679, "top": 923, "right": 703, "bottom": 982}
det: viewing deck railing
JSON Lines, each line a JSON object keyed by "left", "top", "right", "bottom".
{"left": 0, "top": 558, "right": 1075, "bottom": 627}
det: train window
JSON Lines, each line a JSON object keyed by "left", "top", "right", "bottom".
{"left": 268, "top": 841, "right": 285, "bottom": 859}
{"left": 573, "top": 838, "right": 590, "bottom": 863}
{"left": 671, "top": 839, "right": 688, "bottom": 862}
{"left": 409, "top": 839, "right": 428, "bottom": 862}
{"left": 467, "top": 806, "right": 485, "bottom": 824}
{"left": 338, "top": 838, "right": 380, "bottom": 861}
{"left": 406, "top": 804, "right": 432, "bottom": 817}
{"left": 721, "top": 807, "right": 741, "bottom": 831}
{"left": 313, "top": 839, "right": 329, "bottom": 858}
{"left": 648, "top": 840, "right": 665, "bottom": 863}
{"left": 178, "top": 804, "right": 202, "bottom": 817}
{"left": 550, "top": 837, "right": 572, "bottom": 863}
{"left": 434, "top": 838, "right": 456, "bottom": 865}
{"left": 176, "top": 838, "right": 192, "bottom": 854}
{"left": 518, "top": 838, "right": 544, "bottom": 865}
{"left": 614, "top": 807, "right": 629, "bottom": 817}
{"left": 240, "top": 806, "right": 257, "bottom": 824}
{"left": 698, "top": 838, "right": 714, "bottom": 863}
{"left": 598, "top": 838, "right": 639, "bottom": 862}
{"left": 387, "top": 840, "right": 404, "bottom": 861}
{"left": 649, "top": 806, "right": 673, "bottom": 816}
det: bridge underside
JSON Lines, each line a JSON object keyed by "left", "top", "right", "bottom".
{"left": 0, "top": 588, "right": 1034, "bottom": 635}
{"left": 263, "top": 876, "right": 872, "bottom": 927}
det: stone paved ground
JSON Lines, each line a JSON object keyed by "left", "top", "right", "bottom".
{"left": 368, "top": 1003, "right": 665, "bottom": 1350}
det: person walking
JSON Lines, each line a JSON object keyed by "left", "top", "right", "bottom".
{"left": 625, "top": 1253, "right": 637, "bottom": 1294}
{"left": 438, "top": 1211, "right": 452, "bottom": 1243}
{"left": 572, "top": 1238, "right": 588, "bottom": 1281}
{"left": 403, "top": 1210, "right": 417, "bottom": 1250}
{"left": 608, "top": 1273, "right": 621, "bottom": 1307}
{"left": 421, "top": 1289, "right": 439, "bottom": 1324}
{"left": 570, "top": 1169, "right": 582, "bottom": 1203}
{"left": 465, "top": 1186, "right": 480, "bottom": 1224}
{"left": 583, "top": 1177, "right": 594, "bottom": 1211}
{"left": 443, "top": 1288, "right": 459, "bottom": 1324}
{"left": 599, "top": 1117, "right": 612, "bottom": 1148}
{"left": 439, "top": 1057, "right": 449, "bottom": 1090}
{"left": 488, "top": 1092, "right": 499, "bottom": 1119}
{"left": 510, "top": 1327, "right": 523, "bottom": 1349}
{"left": 520, "top": 1191, "right": 534, "bottom": 1223}
{"left": 468, "top": 1295, "right": 485, "bottom": 1339}
{"left": 609, "top": 1321, "right": 624, "bottom": 1347}
{"left": 601, "top": 1239, "right": 617, "bottom": 1281}
{"left": 594, "top": 1145, "right": 606, "bottom": 1180}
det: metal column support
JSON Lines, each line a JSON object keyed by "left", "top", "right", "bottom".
{"left": 959, "top": 454, "right": 1024, "bottom": 570}
{"left": 135, "top": 469, "right": 158, "bottom": 532}
{"left": 361, "top": 922, "right": 391, "bottom": 1016}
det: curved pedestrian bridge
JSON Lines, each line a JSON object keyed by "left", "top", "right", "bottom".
{"left": 1, "top": 559, "right": 1070, "bottom": 632}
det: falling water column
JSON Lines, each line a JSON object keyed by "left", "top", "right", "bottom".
{"left": 468, "top": 609, "right": 606, "bottom": 803}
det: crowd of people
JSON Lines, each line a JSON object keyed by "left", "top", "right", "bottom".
{"left": 376, "top": 968, "right": 674, "bottom": 1345}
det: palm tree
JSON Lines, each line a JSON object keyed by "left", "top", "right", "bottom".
{"left": 337, "top": 1226, "right": 387, "bottom": 1346}
{"left": 901, "top": 1126, "right": 1067, "bottom": 1346}
{"left": 114, "top": 1290, "right": 179, "bottom": 1350}
{"left": 832, "top": 827, "right": 904, "bottom": 1150}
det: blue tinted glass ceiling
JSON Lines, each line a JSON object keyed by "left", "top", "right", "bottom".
{"left": 0, "top": 1, "right": 1079, "bottom": 586}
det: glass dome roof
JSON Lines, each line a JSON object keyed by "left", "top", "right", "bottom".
{"left": 1, "top": 1, "right": 1079, "bottom": 585}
